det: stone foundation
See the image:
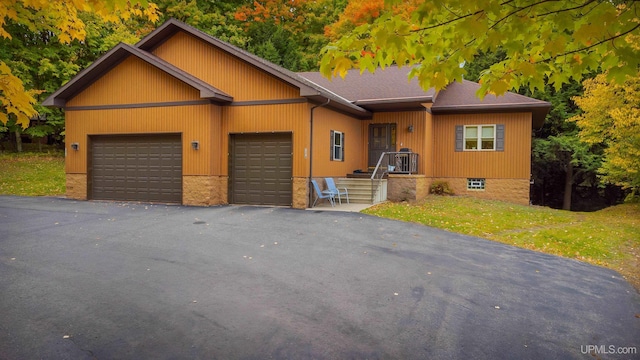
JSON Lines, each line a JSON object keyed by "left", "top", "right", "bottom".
{"left": 387, "top": 175, "right": 430, "bottom": 202}
{"left": 293, "top": 177, "right": 309, "bottom": 209}
{"left": 66, "top": 173, "right": 87, "bottom": 200}
{"left": 183, "top": 175, "right": 229, "bottom": 206}
{"left": 210, "top": 176, "right": 228, "bottom": 205}
{"left": 429, "top": 177, "right": 530, "bottom": 205}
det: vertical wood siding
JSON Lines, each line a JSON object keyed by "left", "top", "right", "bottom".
{"left": 312, "top": 106, "right": 365, "bottom": 177}
{"left": 67, "top": 57, "right": 199, "bottom": 107}
{"left": 432, "top": 113, "right": 532, "bottom": 178}
{"left": 221, "top": 103, "right": 309, "bottom": 177}
{"left": 152, "top": 32, "right": 300, "bottom": 102}
{"left": 65, "top": 105, "right": 217, "bottom": 176}
{"left": 362, "top": 111, "right": 428, "bottom": 173}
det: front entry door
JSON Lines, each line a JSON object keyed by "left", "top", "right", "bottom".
{"left": 368, "top": 123, "right": 396, "bottom": 168}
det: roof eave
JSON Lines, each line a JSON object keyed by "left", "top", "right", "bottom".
{"left": 432, "top": 102, "right": 551, "bottom": 129}
{"left": 42, "top": 42, "right": 232, "bottom": 108}
{"left": 42, "top": 44, "right": 131, "bottom": 108}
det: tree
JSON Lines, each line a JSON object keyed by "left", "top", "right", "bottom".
{"left": 323, "top": 0, "right": 420, "bottom": 41}
{"left": 246, "top": 21, "right": 303, "bottom": 70}
{"left": 570, "top": 72, "right": 640, "bottom": 196}
{"left": 320, "top": 0, "right": 640, "bottom": 97}
{"left": 0, "top": 0, "right": 159, "bottom": 128}
{"left": 234, "top": 0, "right": 347, "bottom": 70}
{"left": 533, "top": 133, "right": 602, "bottom": 210}
{"left": 157, "top": 0, "right": 249, "bottom": 47}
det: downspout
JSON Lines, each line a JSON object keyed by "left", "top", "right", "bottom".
{"left": 309, "top": 98, "right": 331, "bottom": 208}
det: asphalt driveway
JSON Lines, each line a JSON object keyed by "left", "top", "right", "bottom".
{"left": 0, "top": 196, "right": 638, "bottom": 359}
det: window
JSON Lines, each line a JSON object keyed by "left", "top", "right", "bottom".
{"left": 465, "top": 125, "right": 495, "bottom": 150}
{"left": 467, "top": 178, "right": 486, "bottom": 191}
{"left": 331, "top": 130, "right": 344, "bottom": 161}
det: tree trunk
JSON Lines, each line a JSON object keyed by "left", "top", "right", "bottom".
{"left": 14, "top": 129, "right": 22, "bottom": 153}
{"left": 563, "top": 161, "right": 573, "bottom": 210}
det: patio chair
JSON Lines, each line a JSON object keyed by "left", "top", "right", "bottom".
{"left": 324, "top": 178, "right": 349, "bottom": 205}
{"left": 311, "top": 179, "right": 335, "bottom": 207}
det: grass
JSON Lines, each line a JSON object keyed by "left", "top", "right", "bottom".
{"left": 364, "top": 196, "right": 640, "bottom": 292}
{"left": 1, "top": 153, "right": 638, "bottom": 291}
{"left": 0, "top": 151, "right": 65, "bottom": 196}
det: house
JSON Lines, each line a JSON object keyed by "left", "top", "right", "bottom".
{"left": 43, "top": 19, "right": 550, "bottom": 208}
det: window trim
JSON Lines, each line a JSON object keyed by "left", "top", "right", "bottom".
{"left": 331, "top": 130, "right": 344, "bottom": 162}
{"left": 464, "top": 124, "right": 496, "bottom": 151}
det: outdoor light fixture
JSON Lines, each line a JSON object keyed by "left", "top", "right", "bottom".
{"left": 408, "top": 125, "right": 414, "bottom": 133}
{"left": 191, "top": 141, "right": 199, "bottom": 150}
{"left": 71, "top": 143, "right": 79, "bottom": 151}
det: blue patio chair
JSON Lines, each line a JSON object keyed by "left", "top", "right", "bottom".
{"left": 311, "top": 179, "right": 335, "bottom": 207}
{"left": 325, "top": 178, "right": 349, "bottom": 205}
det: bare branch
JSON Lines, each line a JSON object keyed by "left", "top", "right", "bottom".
{"left": 539, "top": 22, "right": 640, "bottom": 63}
{"left": 412, "top": 0, "right": 513, "bottom": 33}
{"left": 488, "top": 0, "right": 557, "bottom": 31}
{"left": 534, "top": 0, "right": 598, "bottom": 18}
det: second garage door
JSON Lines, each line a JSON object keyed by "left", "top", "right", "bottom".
{"left": 229, "top": 133, "right": 292, "bottom": 206}
{"left": 90, "top": 134, "right": 182, "bottom": 204}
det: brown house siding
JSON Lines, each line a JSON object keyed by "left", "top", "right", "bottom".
{"left": 152, "top": 32, "right": 300, "bottom": 101}
{"left": 66, "top": 57, "right": 200, "bottom": 107}
{"left": 429, "top": 112, "right": 532, "bottom": 204}
{"left": 312, "top": 106, "right": 364, "bottom": 177}
{"left": 432, "top": 113, "right": 532, "bottom": 178}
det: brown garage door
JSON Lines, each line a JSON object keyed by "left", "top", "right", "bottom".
{"left": 90, "top": 134, "right": 182, "bottom": 203}
{"left": 229, "top": 133, "right": 292, "bottom": 206}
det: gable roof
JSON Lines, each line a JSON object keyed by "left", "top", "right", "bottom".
{"left": 299, "top": 67, "right": 436, "bottom": 111}
{"left": 300, "top": 67, "right": 550, "bottom": 127}
{"left": 135, "top": 18, "right": 372, "bottom": 119}
{"left": 43, "top": 18, "right": 549, "bottom": 127}
{"left": 42, "top": 42, "right": 232, "bottom": 108}
{"left": 431, "top": 80, "right": 550, "bottom": 128}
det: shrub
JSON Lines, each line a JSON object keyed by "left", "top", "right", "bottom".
{"left": 430, "top": 181, "right": 454, "bottom": 196}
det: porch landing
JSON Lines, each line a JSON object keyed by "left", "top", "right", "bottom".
{"left": 306, "top": 202, "right": 375, "bottom": 212}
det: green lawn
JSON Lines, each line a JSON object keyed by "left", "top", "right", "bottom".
{"left": 0, "top": 151, "right": 65, "bottom": 196}
{"left": 364, "top": 196, "right": 640, "bottom": 292}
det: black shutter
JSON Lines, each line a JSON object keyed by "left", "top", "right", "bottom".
{"left": 496, "top": 124, "right": 505, "bottom": 151}
{"left": 341, "top": 132, "right": 345, "bottom": 161}
{"left": 455, "top": 125, "right": 463, "bottom": 152}
{"left": 330, "top": 130, "right": 335, "bottom": 160}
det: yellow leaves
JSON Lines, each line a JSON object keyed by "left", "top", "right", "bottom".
{"left": 1, "top": 0, "right": 159, "bottom": 126}
{"left": 0, "top": 62, "right": 38, "bottom": 128}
